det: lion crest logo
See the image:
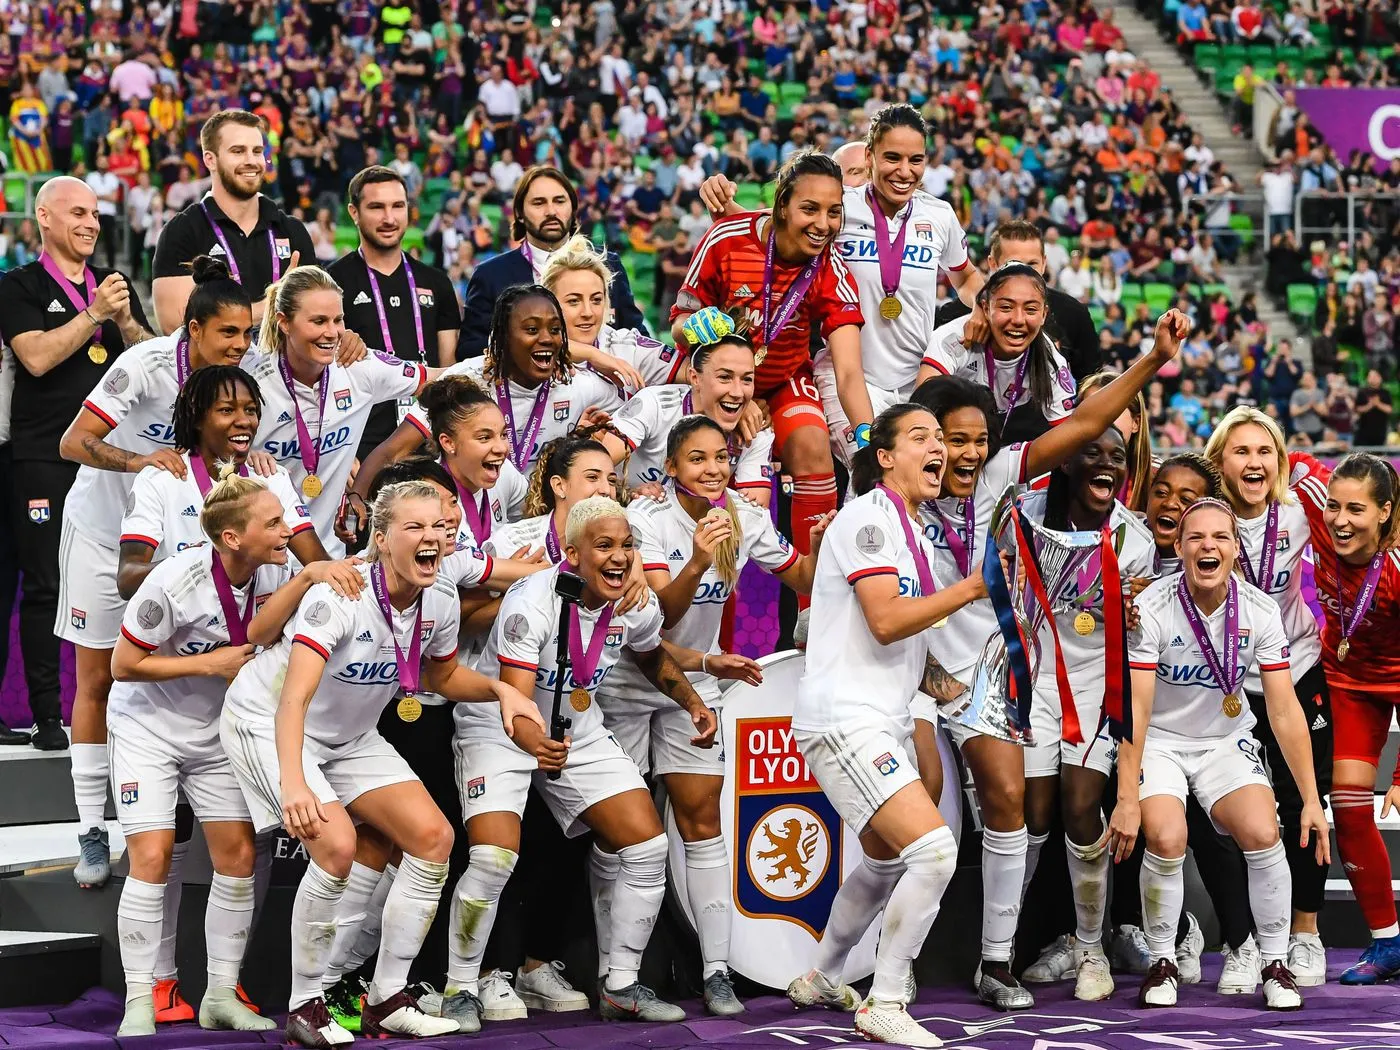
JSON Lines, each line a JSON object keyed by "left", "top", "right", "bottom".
{"left": 745, "top": 804, "right": 830, "bottom": 902}
{"left": 755, "top": 817, "right": 820, "bottom": 890}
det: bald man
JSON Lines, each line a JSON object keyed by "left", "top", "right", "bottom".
{"left": 832, "top": 141, "right": 869, "bottom": 187}
{"left": 0, "top": 175, "right": 151, "bottom": 753}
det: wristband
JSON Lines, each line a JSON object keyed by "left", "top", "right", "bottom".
{"left": 701, "top": 653, "right": 710, "bottom": 675}
{"left": 84, "top": 308, "right": 101, "bottom": 327}
{"left": 854, "top": 422, "right": 872, "bottom": 449}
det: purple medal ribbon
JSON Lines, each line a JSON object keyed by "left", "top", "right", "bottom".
{"left": 565, "top": 570, "right": 613, "bottom": 693}
{"left": 878, "top": 484, "right": 935, "bottom": 595}
{"left": 209, "top": 548, "right": 256, "bottom": 646}
{"left": 1337, "top": 548, "right": 1386, "bottom": 649}
{"left": 1238, "top": 502, "right": 1279, "bottom": 591}
{"left": 985, "top": 345, "right": 1033, "bottom": 420}
{"left": 361, "top": 250, "right": 426, "bottom": 363}
{"left": 928, "top": 496, "right": 974, "bottom": 577}
{"left": 276, "top": 353, "right": 330, "bottom": 484}
{"left": 867, "top": 188, "right": 910, "bottom": 300}
{"left": 199, "top": 199, "right": 281, "bottom": 287}
{"left": 190, "top": 455, "right": 248, "bottom": 497}
{"left": 760, "top": 227, "right": 821, "bottom": 349}
{"left": 544, "top": 517, "right": 562, "bottom": 564}
{"left": 1175, "top": 575, "right": 1242, "bottom": 701}
{"left": 495, "top": 379, "right": 550, "bottom": 472}
{"left": 175, "top": 334, "right": 193, "bottom": 388}
{"left": 443, "top": 461, "right": 491, "bottom": 546}
{"left": 39, "top": 251, "right": 96, "bottom": 313}
{"left": 674, "top": 478, "right": 727, "bottom": 509}
{"left": 370, "top": 561, "right": 424, "bottom": 694}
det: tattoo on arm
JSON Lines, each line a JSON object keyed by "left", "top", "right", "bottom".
{"left": 923, "top": 654, "right": 967, "bottom": 703}
{"left": 80, "top": 433, "right": 138, "bottom": 472}
{"left": 639, "top": 646, "right": 702, "bottom": 709}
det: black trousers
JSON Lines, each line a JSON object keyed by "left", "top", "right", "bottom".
{"left": 9, "top": 457, "right": 73, "bottom": 726}
{"left": 1246, "top": 660, "right": 1333, "bottom": 914}
{"left": 0, "top": 446, "right": 18, "bottom": 718}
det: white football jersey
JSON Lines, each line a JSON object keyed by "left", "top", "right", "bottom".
{"left": 467, "top": 565, "right": 665, "bottom": 744}
{"left": 795, "top": 487, "right": 945, "bottom": 736}
{"left": 610, "top": 383, "right": 774, "bottom": 492}
{"left": 450, "top": 461, "right": 529, "bottom": 550}
{"left": 922, "top": 316, "right": 1077, "bottom": 426}
{"left": 606, "top": 488, "right": 798, "bottom": 702}
{"left": 597, "top": 324, "right": 688, "bottom": 389}
{"left": 224, "top": 562, "right": 459, "bottom": 744}
{"left": 1130, "top": 573, "right": 1291, "bottom": 747}
{"left": 246, "top": 349, "right": 425, "bottom": 557}
{"left": 121, "top": 454, "right": 314, "bottom": 560}
{"left": 835, "top": 187, "right": 971, "bottom": 397}
{"left": 110, "top": 545, "right": 291, "bottom": 748}
{"left": 1235, "top": 497, "right": 1320, "bottom": 689}
{"left": 919, "top": 444, "right": 1030, "bottom": 682}
{"left": 67, "top": 333, "right": 186, "bottom": 547}
{"left": 405, "top": 357, "right": 622, "bottom": 473}
{"left": 484, "top": 513, "right": 556, "bottom": 564}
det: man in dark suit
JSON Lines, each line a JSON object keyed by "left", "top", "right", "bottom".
{"left": 458, "top": 165, "right": 648, "bottom": 355}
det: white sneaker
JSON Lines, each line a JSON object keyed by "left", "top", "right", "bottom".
{"left": 1139, "top": 959, "right": 1179, "bottom": 1007}
{"left": 1073, "top": 949, "right": 1114, "bottom": 1002}
{"left": 1024, "top": 934, "right": 1079, "bottom": 983}
{"left": 1176, "top": 912, "right": 1205, "bottom": 985}
{"left": 904, "top": 964, "right": 917, "bottom": 1004}
{"left": 1217, "top": 935, "right": 1262, "bottom": 995}
{"left": 479, "top": 969, "right": 528, "bottom": 1021}
{"left": 787, "top": 969, "right": 860, "bottom": 1012}
{"left": 1109, "top": 924, "right": 1151, "bottom": 974}
{"left": 1261, "top": 960, "right": 1303, "bottom": 1010}
{"left": 1287, "top": 932, "right": 1326, "bottom": 987}
{"left": 855, "top": 998, "right": 942, "bottom": 1048}
{"left": 516, "top": 961, "right": 589, "bottom": 1012}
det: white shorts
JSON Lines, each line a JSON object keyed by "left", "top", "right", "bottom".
{"left": 454, "top": 728, "right": 647, "bottom": 838}
{"left": 108, "top": 716, "right": 249, "bottom": 835}
{"left": 55, "top": 516, "right": 123, "bottom": 647}
{"left": 1024, "top": 665, "right": 1117, "bottom": 779}
{"left": 1139, "top": 733, "right": 1272, "bottom": 832}
{"left": 812, "top": 349, "right": 903, "bottom": 470}
{"left": 794, "top": 719, "right": 920, "bottom": 834}
{"left": 599, "top": 691, "right": 723, "bottom": 778}
{"left": 221, "top": 709, "right": 419, "bottom": 834}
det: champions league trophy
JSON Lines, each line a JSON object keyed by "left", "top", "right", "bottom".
{"left": 949, "top": 487, "right": 1103, "bottom": 746}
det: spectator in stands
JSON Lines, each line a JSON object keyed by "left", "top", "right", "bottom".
{"left": 1364, "top": 295, "right": 1397, "bottom": 374}
{"left": 1354, "top": 370, "right": 1394, "bottom": 446}
{"left": 1324, "top": 371, "right": 1357, "bottom": 444}
{"left": 84, "top": 154, "right": 122, "bottom": 271}
{"left": 1289, "top": 368, "right": 1327, "bottom": 440}
{"left": 1179, "top": 0, "right": 1215, "bottom": 41}
{"left": 1188, "top": 234, "right": 1222, "bottom": 283}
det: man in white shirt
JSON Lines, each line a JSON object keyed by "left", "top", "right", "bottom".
{"left": 124, "top": 170, "right": 157, "bottom": 276}
{"left": 599, "top": 41, "right": 632, "bottom": 111}
{"left": 1259, "top": 156, "right": 1296, "bottom": 239}
{"left": 1184, "top": 133, "right": 1215, "bottom": 172}
{"left": 490, "top": 149, "right": 525, "bottom": 197}
{"left": 1042, "top": 226, "right": 1070, "bottom": 281}
{"left": 636, "top": 71, "right": 669, "bottom": 120}
{"left": 614, "top": 90, "right": 649, "bottom": 148}
{"left": 478, "top": 64, "right": 520, "bottom": 126}
{"left": 84, "top": 155, "right": 123, "bottom": 269}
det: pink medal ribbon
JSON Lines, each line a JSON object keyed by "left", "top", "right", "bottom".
{"left": 361, "top": 250, "right": 426, "bottom": 363}
{"left": 370, "top": 561, "right": 424, "bottom": 694}
{"left": 1176, "top": 575, "right": 1242, "bottom": 703}
{"left": 39, "top": 251, "right": 96, "bottom": 313}
{"left": 928, "top": 495, "right": 974, "bottom": 577}
{"left": 565, "top": 574, "right": 614, "bottom": 694}
{"left": 878, "top": 484, "right": 935, "bottom": 595}
{"left": 867, "top": 187, "right": 910, "bottom": 301}
{"left": 209, "top": 548, "right": 256, "bottom": 646}
{"left": 760, "top": 228, "right": 821, "bottom": 348}
{"left": 1238, "top": 502, "right": 1279, "bottom": 591}
{"left": 199, "top": 199, "right": 281, "bottom": 287}
{"left": 276, "top": 354, "right": 330, "bottom": 484}
{"left": 496, "top": 379, "right": 550, "bottom": 472}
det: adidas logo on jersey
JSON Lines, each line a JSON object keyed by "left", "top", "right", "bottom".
{"left": 47, "top": 299, "right": 65, "bottom": 313}
{"left": 356, "top": 630, "right": 374, "bottom": 642}
{"left": 277, "top": 410, "right": 292, "bottom": 423}
{"left": 353, "top": 291, "right": 372, "bottom": 305}
{"left": 670, "top": 548, "right": 684, "bottom": 559}
{"left": 1312, "top": 713, "right": 1328, "bottom": 730}
{"left": 208, "top": 244, "right": 226, "bottom": 256}
{"left": 182, "top": 505, "right": 198, "bottom": 517}
{"left": 734, "top": 284, "right": 753, "bottom": 298}
{"left": 1170, "top": 635, "right": 1186, "bottom": 648}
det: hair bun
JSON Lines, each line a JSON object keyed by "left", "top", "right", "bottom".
{"left": 191, "top": 254, "right": 233, "bottom": 285}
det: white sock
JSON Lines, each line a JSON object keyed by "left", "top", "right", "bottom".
{"left": 289, "top": 860, "right": 348, "bottom": 1011}
{"left": 118, "top": 877, "right": 164, "bottom": 1004}
{"left": 446, "top": 846, "right": 516, "bottom": 992}
{"left": 813, "top": 852, "right": 903, "bottom": 980}
{"left": 323, "top": 861, "right": 381, "bottom": 987}
{"left": 605, "top": 834, "right": 667, "bottom": 992}
{"left": 870, "top": 827, "right": 957, "bottom": 1003}
{"left": 252, "top": 830, "right": 274, "bottom": 931}
{"left": 683, "top": 836, "right": 730, "bottom": 978}
{"left": 343, "top": 863, "right": 396, "bottom": 976}
{"left": 206, "top": 873, "right": 255, "bottom": 989}
{"left": 368, "top": 853, "right": 448, "bottom": 1005}
{"left": 980, "top": 826, "right": 1027, "bottom": 962}
{"left": 153, "top": 836, "right": 188, "bottom": 982}
{"left": 1020, "top": 830, "right": 1049, "bottom": 904}
{"left": 72, "top": 743, "right": 109, "bottom": 829}
{"left": 1066, "top": 825, "right": 1110, "bottom": 949}
{"left": 589, "top": 844, "right": 620, "bottom": 979}
{"left": 1244, "top": 840, "right": 1291, "bottom": 962}
{"left": 1140, "top": 852, "right": 1185, "bottom": 962}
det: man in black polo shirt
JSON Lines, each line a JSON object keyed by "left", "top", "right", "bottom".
{"left": 151, "top": 109, "right": 315, "bottom": 334}
{"left": 329, "top": 166, "right": 460, "bottom": 461}
{"left": 0, "top": 175, "right": 152, "bottom": 750}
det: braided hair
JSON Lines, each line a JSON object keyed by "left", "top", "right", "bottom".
{"left": 171, "top": 365, "right": 263, "bottom": 454}
{"left": 482, "top": 284, "right": 571, "bottom": 387}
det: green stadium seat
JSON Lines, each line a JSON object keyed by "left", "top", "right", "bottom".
{"left": 1286, "top": 283, "right": 1317, "bottom": 323}
{"left": 1221, "top": 43, "right": 1250, "bottom": 61}
{"left": 402, "top": 228, "right": 425, "bottom": 252}
{"left": 735, "top": 183, "right": 764, "bottom": 209}
{"left": 1201, "top": 283, "right": 1232, "bottom": 302}
{"left": 1087, "top": 304, "right": 1105, "bottom": 328}
{"left": 1228, "top": 213, "right": 1255, "bottom": 249}
{"left": 1120, "top": 283, "right": 1144, "bottom": 307}
{"left": 1144, "top": 282, "right": 1175, "bottom": 314}
{"left": 1194, "top": 43, "right": 1224, "bottom": 70}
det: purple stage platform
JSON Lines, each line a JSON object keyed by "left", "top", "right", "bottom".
{"left": 4, "top": 954, "right": 1400, "bottom": 1050}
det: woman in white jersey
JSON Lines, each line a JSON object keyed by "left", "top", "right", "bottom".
{"left": 908, "top": 307, "right": 1187, "bottom": 1011}
{"left": 598, "top": 329, "right": 775, "bottom": 507}
{"left": 109, "top": 472, "right": 346, "bottom": 1036}
{"left": 442, "top": 497, "right": 715, "bottom": 1029}
{"left": 593, "top": 415, "right": 821, "bottom": 1016}
{"left": 242, "top": 265, "right": 441, "bottom": 559}
{"left": 788, "top": 403, "right": 989, "bottom": 1048}
{"left": 1114, "top": 498, "right": 1329, "bottom": 1010}
{"left": 1204, "top": 406, "right": 1333, "bottom": 986}
{"left": 55, "top": 256, "right": 254, "bottom": 892}
{"left": 220, "top": 481, "right": 541, "bottom": 1046}
{"left": 352, "top": 284, "right": 624, "bottom": 509}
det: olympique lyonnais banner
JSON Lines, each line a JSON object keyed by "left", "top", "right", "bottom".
{"left": 1293, "top": 88, "right": 1400, "bottom": 170}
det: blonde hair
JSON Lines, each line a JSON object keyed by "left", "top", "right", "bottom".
{"left": 364, "top": 480, "right": 443, "bottom": 562}
{"left": 539, "top": 234, "right": 613, "bottom": 318}
{"left": 257, "top": 265, "right": 343, "bottom": 356}
{"left": 1204, "top": 406, "right": 1292, "bottom": 507}
{"left": 707, "top": 497, "right": 742, "bottom": 589}
{"left": 200, "top": 465, "right": 271, "bottom": 546}
{"left": 564, "top": 494, "right": 627, "bottom": 548}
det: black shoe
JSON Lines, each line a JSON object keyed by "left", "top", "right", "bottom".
{"left": 0, "top": 718, "right": 28, "bottom": 745}
{"left": 31, "top": 719, "right": 68, "bottom": 751}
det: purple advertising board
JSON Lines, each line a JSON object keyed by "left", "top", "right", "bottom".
{"left": 1293, "top": 88, "right": 1400, "bottom": 171}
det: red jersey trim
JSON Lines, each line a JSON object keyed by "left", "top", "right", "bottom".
{"left": 293, "top": 635, "right": 332, "bottom": 661}
{"left": 1129, "top": 661, "right": 1159, "bottom": 671}
{"left": 407, "top": 414, "right": 432, "bottom": 440}
{"left": 120, "top": 533, "right": 159, "bottom": 548}
{"left": 120, "top": 626, "right": 158, "bottom": 651}
{"left": 498, "top": 655, "right": 538, "bottom": 672}
{"left": 429, "top": 648, "right": 459, "bottom": 663}
{"left": 848, "top": 566, "right": 896, "bottom": 583}
{"left": 83, "top": 400, "right": 119, "bottom": 429}
{"left": 1259, "top": 661, "right": 1290, "bottom": 672}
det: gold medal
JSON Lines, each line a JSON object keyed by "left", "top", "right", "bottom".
{"left": 879, "top": 294, "right": 903, "bottom": 320}
{"left": 1222, "top": 693, "right": 1242, "bottom": 718}
{"left": 88, "top": 343, "right": 107, "bottom": 364}
{"left": 1073, "top": 611, "right": 1095, "bottom": 636}
{"left": 301, "top": 473, "right": 323, "bottom": 499}
{"left": 752, "top": 344, "right": 767, "bottom": 366}
{"left": 932, "top": 616, "right": 948, "bottom": 629}
{"left": 1338, "top": 638, "right": 1350, "bottom": 662}
{"left": 397, "top": 695, "right": 423, "bottom": 722}
{"left": 570, "top": 687, "right": 592, "bottom": 712}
